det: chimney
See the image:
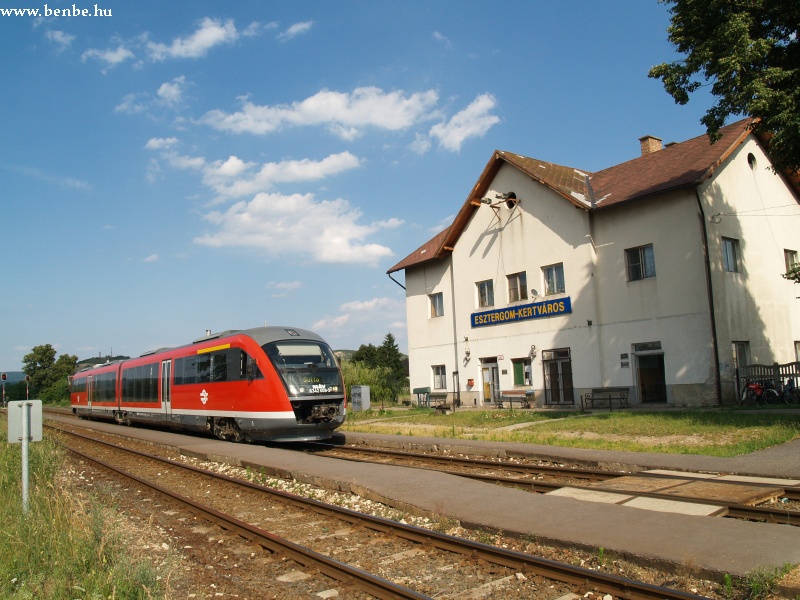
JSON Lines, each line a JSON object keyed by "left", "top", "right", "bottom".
{"left": 639, "top": 135, "right": 663, "bottom": 156}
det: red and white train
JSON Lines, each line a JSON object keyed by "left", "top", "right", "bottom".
{"left": 70, "top": 326, "right": 346, "bottom": 442}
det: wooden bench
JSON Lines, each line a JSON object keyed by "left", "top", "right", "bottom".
{"left": 428, "top": 392, "right": 450, "bottom": 413}
{"left": 581, "top": 387, "right": 630, "bottom": 411}
{"left": 495, "top": 390, "right": 533, "bottom": 409}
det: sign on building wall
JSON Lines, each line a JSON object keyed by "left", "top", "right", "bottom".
{"left": 471, "top": 297, "right": 572, "bottom": 328}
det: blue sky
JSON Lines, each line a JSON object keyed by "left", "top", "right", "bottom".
{"left": 0, "top": 1, "right": 715, "bottom": 370}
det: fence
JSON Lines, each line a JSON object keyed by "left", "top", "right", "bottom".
{"left": 737, "top": 361, "right": 800, "bottom": 397}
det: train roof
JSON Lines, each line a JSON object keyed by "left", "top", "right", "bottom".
{"left": 134, "top": 326, "right": 328, "bottom": 358}
{"left": 190, "top": 326, "right": 327, "bottom": 348}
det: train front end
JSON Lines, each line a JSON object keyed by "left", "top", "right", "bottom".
{"left": 244, "top": 327, "right": 346, "bottom": 442}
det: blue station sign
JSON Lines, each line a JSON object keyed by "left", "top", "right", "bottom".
{"left": 471, "top": 297, "right": 572, "bottom": 328}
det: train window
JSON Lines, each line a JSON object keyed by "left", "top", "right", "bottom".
{"left": 213, "top": 352, "right": 227, "bottom": 382}
{"left": 93, "top": 371, "right": 117, "bottom": 402}
{"left": 179, "top": 356, "right": 198, "bottom": 385}
{"left": 197, "top": 355, "right": 211, "bottom": 384}
{"left": 173, "top": 349, "right": 261, "bottom": 385}
{"left": 263, "top": 341, "right": 336, "bottom": 370}
{"left": 121, "top": 362, "right": 160, "bottom": 402}
{"left": 71, "top": 377, "right": 87, "bottom": 393}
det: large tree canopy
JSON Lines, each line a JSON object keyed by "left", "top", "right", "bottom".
{"left": 22, "top": 344, "right": 78, "bottom": 394}
{"left": 649, "top": 0, "right": 800, "bottom": 173}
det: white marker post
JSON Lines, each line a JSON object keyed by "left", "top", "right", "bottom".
{"left": 8, "top": 400, "right": 43, "bottom": 514}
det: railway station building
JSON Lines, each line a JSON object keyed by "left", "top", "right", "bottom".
{"left": 387, "top": 119, "right": 800, "bottom": 408}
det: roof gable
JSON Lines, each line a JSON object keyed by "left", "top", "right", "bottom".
{"left": 388, "top": 118, "right": 790, "bottom": 275}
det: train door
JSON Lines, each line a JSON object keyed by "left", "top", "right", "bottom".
{"left": 87, "top": 375, "right": 93, "bottom": 409}
{"left": 161, "top": 360, "right": 172, "bottom": 418}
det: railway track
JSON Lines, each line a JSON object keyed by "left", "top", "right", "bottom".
{"left": 304, "top": 442, "right": 800, "bottom": 525}
{"left": 50, "top": 423, "right": 709, "bottom": 600}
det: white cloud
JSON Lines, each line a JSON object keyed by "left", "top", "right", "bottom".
{"left": 311, "top": 296, "right": 406, "bottom": 343}
{"left": 201, "top": 87, "right": 439, "bottom": 138}
{"left": 156, "top": 76, "right": 187, "bottom": 107}
{"left": 428, "top": 93, "right": 500, "bottom": 152}
{"left": 147, "top": 17, "right": 238, "bottom": 61}
{"left": 144, "top": 137, "right": 179, "bottom": 150}
{"left": 143, "top": 254, "right": 159, "bottom": 262}
{"left": 82, "top": 44, "right": 135, "bottom": 70}
{"left": 410, "top": 132, "right": 432, "bottom": 155}
{"left": 115, "top": 92, "right": 148, "bottom": 114}
{"left": 45, "top": 30, "right": 75, "bottom": 51}
{"left": 194, "top": 192, "right": 400, "bottom": 266}
{"left": 116, "top": 78, "right": 189, "bottom": 114}
{"left": 432, "top": 31, "right": 451, "bottom": 48}
{"left": 267, "top": 280, "right": 303, "bottom": 297}
{"left": 7, "top": 164, "right": 92, "bottom": 191}
{"left": 200, "top": 151, "right": 361, "bottom": 200}
{"left": 278, "top": 21, "right": 313, "bottom": 41}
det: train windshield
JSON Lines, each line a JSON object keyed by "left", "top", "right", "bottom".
{"left": 262, "top": 340, "right": 342, "bottom": 396}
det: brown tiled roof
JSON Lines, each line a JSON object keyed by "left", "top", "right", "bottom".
{"left": 388, "top": 118, "right": 793, "bottom": 275}
{"left": 387, "top": 226, "right": 450, "bottom": 274}
{"left": 590, "top": 119, "right": 753, "bottom": 208}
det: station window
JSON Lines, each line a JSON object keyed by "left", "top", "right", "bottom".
{"left": 625, "top": 244, "right": 656, "bottom": 281}
{"left": 785, "top": 249, "right": 798, "bottom": 274}
{"left": 542, "top": 263, "right": 565, "bottom": 295}
{"left": 430, "top": 292, "right": 444, "bottom": 318}
{"left": 511, "top": 357, "right": 532, "bottom": 386}
{"left": 507, "top": 272, "right": 528, "bottom": 303}
{"left": 722, "top": 238, "right": 741, "bottom": 273}
{"left": 432, "top": 365, "right": 446, "bottom": 389}
{"left": 476, "top": 279, "right": 494, "bottom": 308}
{"left": 732, "top": 341, "right": 750, "bottom": 371}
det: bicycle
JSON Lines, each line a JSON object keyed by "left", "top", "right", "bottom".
{"left": 775, "top": 378, "right": 800, "bottom": 404}
{"left": 739, "top": 378, "right": 780, "bottom": 405}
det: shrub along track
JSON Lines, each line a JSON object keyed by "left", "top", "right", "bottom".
{"left": 50, "top": 423, "right": 710, "bottom": 600}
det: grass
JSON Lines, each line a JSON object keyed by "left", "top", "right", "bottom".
{"left": 341, "top": 406, "right": 800, "bottom": 456}
{"left": 0, "top": 425, "right": 164, "bottom": 599}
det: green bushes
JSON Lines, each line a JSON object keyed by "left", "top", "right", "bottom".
{"left": 0, "top": 429, "right": 162, "bottom": 599}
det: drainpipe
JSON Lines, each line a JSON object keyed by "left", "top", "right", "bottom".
{"left": 387, "top": 271, "right": 406, "bottom": 290}
{"left": 449, "top": 261, "right": 461, "bottom": 408}
{"left": 695, "top": 188, "right": 723, "bottom": 404}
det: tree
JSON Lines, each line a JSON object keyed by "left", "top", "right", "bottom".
{"left": 22, "top": 344, "right": 57, "bottom": 391}
{"left": 649, "top": 0, "right": 800, "bottom": 173}
{"left": 22, "top": 344, "right": 78, "bottom": 400}
{"left": 351, "top": 343, "right": 379, "bottom": 366}
{"left": 350, "top": 333, "right": 408, "bottom": 402}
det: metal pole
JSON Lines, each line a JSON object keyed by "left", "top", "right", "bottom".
{"left": 21, "top": 402, "right": 30, "bottom": 514}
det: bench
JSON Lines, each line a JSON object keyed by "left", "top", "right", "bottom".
{"left": 495, "top": 390, "right": 533, "bottom": 409}
{"left": 581, "top": 387, "right": 630, "bottom": 411}
{"left": 428, "top": 392, "right": 449, "bottom": 412}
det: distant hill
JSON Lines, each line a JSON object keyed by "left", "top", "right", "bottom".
{"left": 76, "top": 355, "right": 130, "bottom": 368}
{"left": 1, "top": 371, "right": 26, "bottom": 384}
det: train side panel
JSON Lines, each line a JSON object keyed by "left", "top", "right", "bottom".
{"left": 71, "top": 327, "right": 346, "bottom": 442}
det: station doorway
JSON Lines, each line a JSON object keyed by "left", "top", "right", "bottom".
{"left": 634, "top": 342, "right": 666, "bottom": 403}
{"left": 480, "top": 359, "right": 499, "bottom": 405}
{"left": 542, "top": 348, "right": 574, "bottom": 405}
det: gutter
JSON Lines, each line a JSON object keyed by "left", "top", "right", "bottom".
{"left": 387, "top": 271, "right": 406, "bottom": 290}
